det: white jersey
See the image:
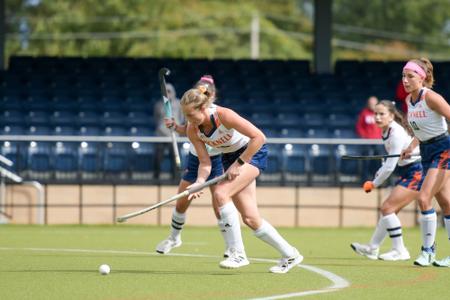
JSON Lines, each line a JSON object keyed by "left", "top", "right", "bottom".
{"left": 372, "top": 121, "right": 420, "bottom": 188}
{"left": 189, "top": 143, "right": 221, "bottom": 157}
{"left": 407, "top": 87, "right": 448, "bottom": 142}
{"left": 196, "top": 104, "right": 249, "bottom": 154}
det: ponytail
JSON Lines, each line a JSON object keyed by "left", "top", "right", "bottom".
{"left": 181, "top": 75, "right": 217, "bottom": 109}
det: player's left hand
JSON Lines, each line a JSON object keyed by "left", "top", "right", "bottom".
{"left": 186, "top": 182, "right": 204, "bottom": 200}
{"left": 363, "top": 181, "right": 375, "bottom": 193}
{"left": 164, "top": 118, "right": 177, "bottom": 129}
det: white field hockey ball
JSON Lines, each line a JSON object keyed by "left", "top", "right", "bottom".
{"left": 99, "top": 264, "right": 110, "bottom": 275}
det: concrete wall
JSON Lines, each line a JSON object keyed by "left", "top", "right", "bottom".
{"left": 2, "top": 184, "right": 438, "bottom": 227}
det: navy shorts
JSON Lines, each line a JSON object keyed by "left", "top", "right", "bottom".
{"left": 394, "top": 162, "right": 423, "bottom": 191}
{"left": 221, "top": 144, "right": 268, "bottom": 173}
{"left": 182, "top": 153, "right": 224, "bottom": 183}
{"left": 420, "top": 135, "right": 450, "bottom": 177}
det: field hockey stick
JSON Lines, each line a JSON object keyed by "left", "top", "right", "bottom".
{"left": 341, "top": 153, "right": 420, "bottom": 160}
{"left": 158, "top": 67, "right": 181, "bottom": 170}
{"left": 117, "top": 173, "right": 227, "bottom": 223}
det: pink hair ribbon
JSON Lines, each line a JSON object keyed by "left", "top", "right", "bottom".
{"left": 403, "top": 61, "right": 426, "bottom": 79}
{"left": 200, "top": 76, "right": 214, "bottom": 84}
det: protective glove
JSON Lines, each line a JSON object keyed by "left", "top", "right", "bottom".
{"left": 363, "top": 181, "right": 375, "bottom": 193}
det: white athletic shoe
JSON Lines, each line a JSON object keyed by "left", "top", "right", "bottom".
{"left": 269, "top": 248, "right": 303, "bottom": 274}
{"left": 379, "top": 248, "right": 410, "bottom": 261}
{"left": 433, "top": 256, "right": 450, "bottom": 267}
{"left": 413, "top": 249, "right": 436, "bottom": 267}
{"left": 350, "top": 243, "right": 379, "bottom": 260}
{"left": 219, "top": 248, "right": 249, "bottom": 269}
{"left": 155, "top": 237, "right": 182, "bottom": 254}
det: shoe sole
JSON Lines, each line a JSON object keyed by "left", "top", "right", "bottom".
{"left": 155, "top": 241, "right": 182, "bottom": 254}
{"left": 270, "top": 255, "right": 304, "bottom": 274}
{"left": 219, "top": 261, "right": 250, "bottom": 269}
{"left": 350, "top": 244, "right": 378, "bottom": 260}
{"left": 432, "top": 262, "right": 449, "bottom": 267}
{"left": 413, "top": 261, "right": 432, "bottom": 267}
{"left": 379, "top": 256, "right": 410, "bottom": 261}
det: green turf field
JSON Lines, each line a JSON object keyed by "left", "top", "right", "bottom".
{"left": 0, "top": 225, "right": 449, "bottom": 300}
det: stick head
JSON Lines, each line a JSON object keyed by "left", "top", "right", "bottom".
{"left": 159, "top": 67, "right": 170, "bottom": 77}
{"left": 116, "top": 217, "right": 127, "bottom": 223}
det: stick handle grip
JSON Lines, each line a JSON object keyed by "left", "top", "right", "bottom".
{"left": 187, "top": 173, "right": 228, "bottom": 194}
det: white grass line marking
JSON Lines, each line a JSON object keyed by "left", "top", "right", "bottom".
{"left": 0, "top": 247, "right": 350, "bottom": 299}
{"left": 249, "top": 258, "right": 349, "bottom": 300}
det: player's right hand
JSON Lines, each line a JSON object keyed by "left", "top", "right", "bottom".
{"left": 400, "top": 147, "right": 413, "bottom": 160}
{"left": 226, "top": 162, "right": 241, "bottom": 180}
{"left": 363, "top": 181, "right": 374, "bottom": 193}
{"left": 164, "top": 118, "right": 176, "bottom": 129}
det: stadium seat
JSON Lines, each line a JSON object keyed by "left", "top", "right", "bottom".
{"left": 282, "top": 144, "right": 308, "bottom": 184}
{"left": 103, "top": 143, "right": 129, "bottom": 181}
{"left": 54, "top": 142, "right": 79, "bottom": 180}
{"left": 78, "top": 111, "right": 101, "bottom": 126}
{"left": 79, "top": 142, "right": 102, "bottom": 181}
{"left": 308, "top": 144, "right": 335, "bottom": 185}
{"left": 28, "top": 125, "right": 52, "bottom": 135}
{"left": 102, "top": 111, "right": 127, "bottom": 126}
{"left": 27, "top": 142, "right": 53, "bottom": 181}
{"left": 335, "top": 144, "right": 363, "bottom": 184}
{"left": 328, "top": 113, "right": 355, "bottom": 128}
{"left": 303, "top": 113, "right": 325, "bottom": 128}
{"left": 280, "top": 128, "right": 304, "bottom": 138}
{"left": 51, "top": 110, "right": 77, "bottom": 126}
{"left": 129, "top": 143, "right": 155, "bottom": 181}
{"left": 332, "top": 128, "right": 357, "bottom": 139}
{"left": 2, "top": 110, "right": 24, "bottom": 125}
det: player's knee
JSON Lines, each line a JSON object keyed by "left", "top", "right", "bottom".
{"left": 380, "top": 204, "right": 394, "bottom": 216}
{"left": 213, "top": 190, "right": 229, "bottom": 206}
{"left": 417, "top": 193, "right": 431, "bottom": 210}
{"left": 242, "top": 216, "right": 258, "bottom": 229}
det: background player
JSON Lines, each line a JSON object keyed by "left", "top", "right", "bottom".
{"left": 351, "top": 100, "right": 422, "bottom": 261}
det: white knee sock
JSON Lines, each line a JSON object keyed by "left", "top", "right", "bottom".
{"left": 254, "top": 219, "right": 295, "bottom": 257}
{"left": 369, "top": 217, "right": 387, "bottom": 249}
{"left": 170, "top": 209, "right": 185, "bottom": 241}
{"left": 383, "top": 213, "right": 405, "bottom": 250}
{"left": 219, "top": 202, "right": 244, "bottom": 252}
{"left": 444, "top": 215, "right": 450, "bottom": 241}
{"left": 420, "top": 209, "right": 437, "bottom": 250}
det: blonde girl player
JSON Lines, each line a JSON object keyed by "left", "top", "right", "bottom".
{"left": 156, "top": 76, "right": 238, "bottom": 258}
{"left": 180, "top": 80, "right": 302, "bottom": 274}
{"left": 351, "top": 100, "right": 422, "bottom": 261}
{"left": 400, "top": 58, "right": 450, "bottom": 267}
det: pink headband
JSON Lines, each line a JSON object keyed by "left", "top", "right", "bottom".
{"left": 403, "top": 61, "right": 426, "bottom": 79}
{"left": 200, "top": 76, "right": 214, "bottom": 84}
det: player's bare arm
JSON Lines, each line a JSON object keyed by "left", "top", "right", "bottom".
{"left": 425, "top": 91, "right": 450, "bottom": 121}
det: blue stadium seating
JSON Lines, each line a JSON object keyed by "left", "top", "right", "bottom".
{"left": 2, "top": 56, "right": 449, "bottom": 185}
